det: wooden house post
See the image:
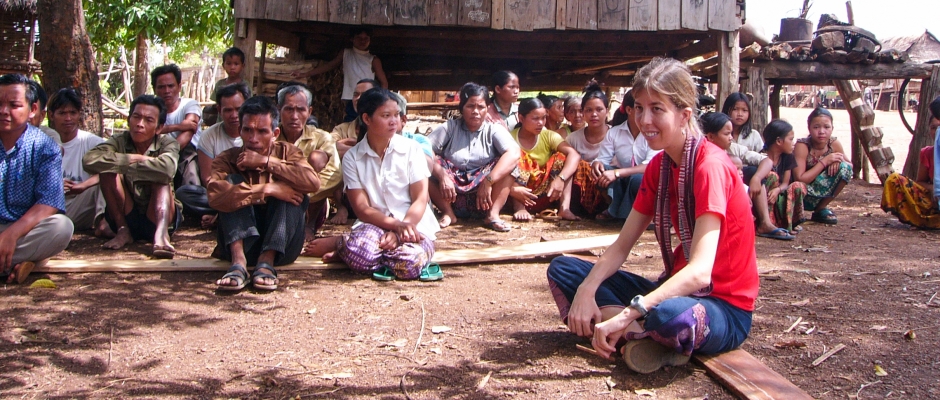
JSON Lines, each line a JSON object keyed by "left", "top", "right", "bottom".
{"left": 235, "top": 18, "right": 257, "bottom": 92}
{"left": 717, "top": 30, "right": 739, "bottom": 112}
{"left": 834, "top": 79, "right": 895, "bottom": 183}
{"left": 744, "top": 66, "right": 767, "bottom": 133}
{"left": 902, "top": 65, "right": 940, "bottom": 177}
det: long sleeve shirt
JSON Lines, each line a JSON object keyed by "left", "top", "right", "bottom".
{"left": 83, "top": 132, "right": 179, "bottom": 212}
{"left": 206, "top": 141, "right": 320, "bottom": 213}
{"left": 278, "top": 125, "right": 342, "bottom": 202}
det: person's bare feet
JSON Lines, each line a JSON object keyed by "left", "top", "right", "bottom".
{"left": 103, "top": 226, "right": 133, "bottom": 249}
{"left": 201, "top": 214, "right": 218, "bottom": 229}
{"left": 303, "top": 236, "right": 340, "bottom": 257}
{"left": 558, "top": 209, "right": 581, "bottom": 221}
{"left": 321, "top": 251, "right": 339, "bottom": 263}
{"left": 329, "top": 206, "right": 349, "bottom": 225}
{"left": 513, "top": 209, "right": 533, "bottom": 222}
{"left": 438, "top": 214, "right": 456, "bottom": 228}
{"left": 94, "top": 217, "right": 115, "bottom": 239}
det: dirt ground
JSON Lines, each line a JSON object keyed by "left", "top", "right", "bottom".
{"left": 2, "top": 107, "right": 939, "bottom": 399}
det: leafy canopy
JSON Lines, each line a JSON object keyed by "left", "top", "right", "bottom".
{"left": 84, "top": 0, "right": 233, "bottom": 62}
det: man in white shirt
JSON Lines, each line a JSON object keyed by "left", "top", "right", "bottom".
{"left": 47, "top": 88, "right": 111, "bottom": 235}
{"left": 152, "top": 64, "right": 203, "bottom": 191}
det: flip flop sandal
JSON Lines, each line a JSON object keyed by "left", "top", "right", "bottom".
{"left": 756, "top": 227, "right": 795, "bottom": 241}
{"left": 538, "top": 209, "right": 561, "bottom": 222}
{"left": 1, "top": 261, "right": 37, "bottom": 284}
{"left": 217, "top": 264, "right": 249, "bottom": 291}
{"left": 251, "top": 262, "right": 279, "bottom": 291}
{"left": 419, "top": 263, "right": 444, "bottom": 282}
{"left": 811, "top": 208, "right": 838, "bottom": 225}
{"left": 372, "top": 266, "right": 396, "bottom": 281}
{"left": 152, "top": 245, "right": 176, "bottom": 259}
{"left": 483, "top": 219, "right": 511, "bottom": 232}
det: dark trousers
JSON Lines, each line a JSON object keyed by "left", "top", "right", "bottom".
{"left": 176, "top": 184, "right": 214, "bottom": 216}
{"left": 217, "top": 194, "right": 308, "bottom": 267}
{"left": 606, "top": 172, "right": 644, "bottom": 219}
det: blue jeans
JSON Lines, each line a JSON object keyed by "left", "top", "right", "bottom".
{"left": 606, "top": 172, "right": 643, "bottom": 219}
{"left": 546, "top": 256, "right": 752, "bottom": 355}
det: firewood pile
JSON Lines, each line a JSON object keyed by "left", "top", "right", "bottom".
{"left": 741, "top": 15, "right": 910, "bottom": 65}
{"left": 257, "top": 58, "right": 346, "bottom": 131}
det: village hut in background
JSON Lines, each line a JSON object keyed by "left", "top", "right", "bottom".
{"left": 869, "top": 31, "right": 940, "bottom": 111}
{"left": 0, "top": 0, "right": 39, "bottom": 75}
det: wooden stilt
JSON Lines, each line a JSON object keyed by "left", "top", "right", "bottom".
{"left": 833, "top": 79, "right": 895, "bottom": 183}
{"left": 902, "top": 65, "right": 940, "bottom": 177}
{"left": 717, "top": 30, "right": 740, "bottom": 112}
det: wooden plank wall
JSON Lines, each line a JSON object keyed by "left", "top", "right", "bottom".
{"left": 234, "top": 0, "right": 740, "bottom": 32}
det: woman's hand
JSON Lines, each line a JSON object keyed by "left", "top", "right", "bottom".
{"left": 476, "top": 179, "right": 493, "bottom": 210}
{"left": 590, "top": 161, "right": 606, "bottom": 180}
{"left": 510, "top": 186, "right": 538, "bottom": 207}
{"left": 749, "top": 180, "right": 763, "bottom": 196}
{"left": 822, "top": 153, "right": 843, "bottom": 176}
{"left": 596, "top": 170, "right": 618, "bottom": 188}
{"left": 547, "top": 176, "right": 566, "bottom": 201}
{"left": 767, "top": 187, "right": 781, "bottom": 201}
{"left": 394, "top": 221, "right": 420, "bottom": 244}
{"left": 440, "top": 176, "right": 457, "bottom": 203}
{"left": 592, "top": 311, "right": 637, "bottom": 359}
{"left": 567, "top": 289, "right": 602, "bottom": 338}
{"left": 378, "top": 230, "right": 400, "bottom": 250}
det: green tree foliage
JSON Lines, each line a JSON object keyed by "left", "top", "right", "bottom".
{"left": 84, "top": 0, "right": 232, "bottom": 62}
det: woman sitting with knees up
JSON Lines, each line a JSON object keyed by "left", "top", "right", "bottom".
{"left": 722, "top": 92, "right": 763, "bottom": 153}
{"left": 308, "top": 87, "right": 442, "bottom": 282}
{"left": 565, "top": 82, "right": 613, "bottom": 218}
{"left": 426, "top": 82, "right": 520, "bottom": 232}
{"left": 881, "top": 95, "right": 940, "bottom": 229}
{"left": 510, "top": 98, "right": 582, "bottom": 222}
{"left": 793, "top": 107, "right": 852, "bottom": 224}
{"left": 753, "top": 120, "right": 807, "bottom": 236}
{"left": 546, "top": 57, "right": 758, "bottom": 374}
{"left": 702, "top": 112, "right": 791, "bottom": 240}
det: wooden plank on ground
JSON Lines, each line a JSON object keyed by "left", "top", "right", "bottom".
{"left": 680, "top": 0, "right": 707, "bottom": 31}
{"left": 265, "top": 0, "right": 299, "bottom": 20}
{"left": 362, "top": 0, "right": 392, "bottom": 25}
{"left": 394, "top": 0, "right": 429, "bottom": 25}
{"left": 429, "top": 0, "right": 458, "bottom": 25}
{"left": 36, "top": 235, "right": 619, "bottom": 273}
{"left": 658, "top": 0, "right": 680, "bottom": 30}
{"left": 596, "top": 0, "right": 626, "bottom": 30}
{"left": 330, "top": 0, "right": 361, "bottom": 24}
{"left": 694, "top": 349, "right": 814, "bottom": 400}
{"left": 707, "top": 0, "right": 737, "bottom": 31}
{"left": 628, "top": 0, "right": 657, "bottom": 31}
{"left": 532, "top": 0, "right": 556, "bottom": 29}
{"left": 458, "top": 0, "right": 492, "bottom": 27}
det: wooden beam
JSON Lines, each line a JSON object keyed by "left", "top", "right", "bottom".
{"left": 903, "top": 65, "right": 940, "bottom": 177}
{"left": 716, "top": 30, "right": 739, "bottom": 112}
{"left": 694, "top": 349, "right": 814, "bottom": 400}
{"left": 753, "top": 61, "right": 935, "bottom": 81}
{"left": 35, "top": 235, "right": 618, "bottom": 273}
{"left": 255, "top": 24, "right": 301, "bottom": 50}
{"left": 233, "top": 19, "right": 257, "bottom": 94}
{"left": 745, "top": 65, "right": 767, "bottom": 133}
{"left": 673, "top": 37, "right": 717, "bottom": 60}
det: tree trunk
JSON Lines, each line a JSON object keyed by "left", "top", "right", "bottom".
{"left": 35, "top": 0, "right": 103, "bottom": 134}
{"left": 132, "top": 33, "right": 150, "bottom": 98}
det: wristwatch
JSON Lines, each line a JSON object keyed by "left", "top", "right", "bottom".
{"left": 629, "top": 295, "right": 649, "bottom": 318}
{"left": 485, "top": 174, "right": 495, "bottom": 184}
{"left": 558, "top": 173, "right": 568, "bottom": 182}
{"left": 614, "top": 170, "right": 621, "bottom": 178}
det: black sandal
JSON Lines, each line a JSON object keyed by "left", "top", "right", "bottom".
{"left": 251, "top": 262, "right": 279, "bottom": 291}
{"left": 217, "top": 264, "right": 249, "bottom": 291}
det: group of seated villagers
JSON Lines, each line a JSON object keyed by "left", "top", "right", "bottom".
{"left": 11, "top": 53, "right": 901, "bottom": 373}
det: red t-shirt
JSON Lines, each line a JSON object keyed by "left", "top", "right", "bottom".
{"left": 920, "top": 146, "right": 934, "bottom": 180}
{"left": 634, "top": 141, "right": 759, "bottom": 311}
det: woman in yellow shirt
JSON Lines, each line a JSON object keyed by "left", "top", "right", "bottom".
{"left": 510, "top": 98, "right": 582, "bottom": 222}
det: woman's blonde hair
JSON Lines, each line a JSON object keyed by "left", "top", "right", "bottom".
{"left": 632, "top": 57, "right": 701, "bottom": 136}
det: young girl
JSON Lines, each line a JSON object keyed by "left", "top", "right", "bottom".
{"left": 547, "top": 57, "right": 757, "bottom": 374}
{"left": 566, "top": 82, "right": 611, "bottom": 217}
{"left": 793, "top": 107, "right": 852, "bottom": 224}
{"left": 510, "top": 98, "right": 582, "bottom": 222}
{"left": 309, "top": 88, "right": 441, "bottom": 281}
{"left": 485, "top": 71, "right": 520, "bottom": 130}
{"left": 754, "top": 120, "right": 807, "bottom": 234}
{"left": 721, "top": 92, "right": 763, "bottom": 152}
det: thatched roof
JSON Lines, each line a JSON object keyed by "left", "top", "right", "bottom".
{"left": 881, "top": 31, "right": 940, "bottom": 64}
{"left": 0, "top": 0, "right": 36, "bottom": 13}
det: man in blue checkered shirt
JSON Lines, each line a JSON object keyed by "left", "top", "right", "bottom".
{"left": 0, "top": 74, "right": 74, "bottom": 284}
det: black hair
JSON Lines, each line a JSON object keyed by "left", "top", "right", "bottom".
{"left": 356, "top": 78, "right": 381, "bottom": 88}
{"left": 621, "top": 88, "right": 635, "bottom": 108}
{"left": 151, "top": 64, "right": 182, "bottom": 87}
{"left": 536, "top": 92, "right": 559, "bottom": 108}
{"left": 48, "top": 87, "right": 83, "bottom": 114}
{"left": 222, "top": 47, "right": 246, "bottom": 64}
{"left": 700, "top": 111, "right": 732, "bottom": 135}
{"left": 513, "top": 97, "right": 544, "bottom": 130}
{"left": 350, "top": 27, "right": 373, "bottom": 38}
{"left": 0, "top": 74, "right": 37, "bottom": 105}
{"left": 762, "top": 119, "right": 794, "bottom": 151}
{"left": 458, "top": 82, "right": 487, "bottom": 110}
{"left": 215, "top": 82, "right": 251, "bottom": 105}
{"left": 806, "top": 106, "right": 834, "bottom": 126}
{"left": 580, "top": 81, "right": 609, "bottom": 111}
{"left": 721, "top": 92, "right": 753, "bottom": 139}
{"left": 129, "top": 95, "right": 168, "bottom": 126}
{"left": 238, "top": 95, "right": 280, "bottom": 131}
{"left": 27, "top": 79, "right": 48, "bottom": 110}
{"left": 356, "top": 87, "right": 396, "bottom": 141}
{"left": 931, "top": 96, "right": 940, "bottom": 120}
{"left": 492, "top": 71, "right": 517, "bottom": 89}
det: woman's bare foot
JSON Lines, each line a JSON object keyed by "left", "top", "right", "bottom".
{"left": 103, "top": 226, "right": 133, "bottom": 250}
{"left": 303, "top": 236, "right": 340, "bottom": 257}
{"left": 558, "top": 209, "right": 581, "bottom": 221}
{"left": 513, "top": 208, "right": 533, "bottom": 222}
{"left": 438, "top": 214, "right": 456, "bottom": 228}
{"left": 329, "top": 206, "right": 349, "bottom": 225}
{"left": 94, "top": 217, "right": 115, "bottom": 239}
{"left": 201, "top": 214, "right": 218, "bottom": 229}
{"left": 321, "top": 251, "right": 339, "bottom": 263}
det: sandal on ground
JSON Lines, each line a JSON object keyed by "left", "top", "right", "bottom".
{"left": 1, "top": 261, "right": 36, "bottom": 284}
{"left": 251, "top": 262, "right": 279, "bottom": 291}
{"left": 419, "top": 263, "right": 444, "bottom": 282}
{"left": 372, "top": 266, "right": 396, "bottom": 281}
{"left": 152, "top": 245, "right": 176, "bottom": 259}
{"left": 482, "top": 219, "right": 511, "bottom": 232}
{"left": 622, "top": 338, "right": 691, "bottom": 374}
{"left": 811, "top": 208, "right": 838, "bottom": 225}
{"left": 756, "top": 227, "right": 795, "bottom": 241}
{"left": 595, "top": 210, "right": 615, "bottom": 221}
{"left": 538, "top": 209, "right": 561, "bottom": 222}
{"left": 216, "top": 264, "right": 249, "bottom": 291}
